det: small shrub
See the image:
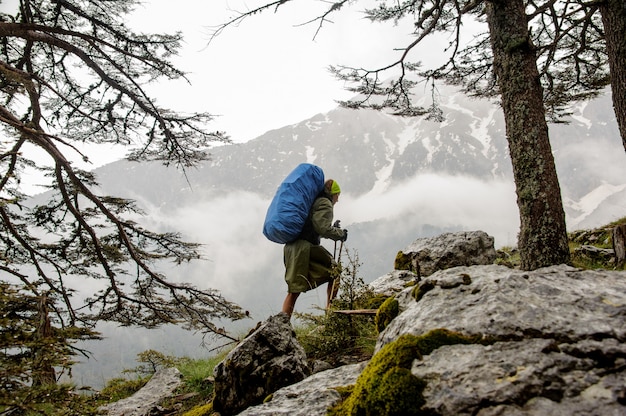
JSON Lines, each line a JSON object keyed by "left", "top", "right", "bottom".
{"left": 495, "top": 246, "right": 520, "bottom": 268}
{"left": 123, "top": 349, "right": 181, "bottom": 377}
{"left": 177, "top": 354, "right": 226, "bottom": 396}
{"left": 295, "top": 250, "right": 377, "bottom": 365}
{"left": 296, "top": 308, "right": 376, "bottom": 366}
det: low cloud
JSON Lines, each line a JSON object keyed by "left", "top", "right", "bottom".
{"left": 340, "top": 173, "right": 520, "bottom": 247}
{"left": 133, "top": 173, "right": 523, "bottom": 322}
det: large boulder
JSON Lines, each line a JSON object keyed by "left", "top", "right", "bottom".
{"left": 213, "top": 313, "right": 310, "bottom": 415}
{"left": 240, "top": 264, "right": 626, "bottom": 415}
{"left": 375, "top": 264, "right": 626, "bottom": 415}
{"left": 399, "top": 230, "right": 497, "bottom": 277}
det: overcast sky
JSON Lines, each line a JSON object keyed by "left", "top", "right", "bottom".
{"left": 1, "top": 0, "right": 457, "bottom": 179}
{"left": 128, "top": 0, "right": 433, "bottom": 142}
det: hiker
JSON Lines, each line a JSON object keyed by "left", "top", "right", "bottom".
{"left": 282, "top": 179, "right": 348, "bottom": 316}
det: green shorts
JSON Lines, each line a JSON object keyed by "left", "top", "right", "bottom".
{"left": 284, "top": 240, "right": 338, "bottom": 293}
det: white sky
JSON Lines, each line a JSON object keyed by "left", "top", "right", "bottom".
{"left": 1, "top": 0, "right": 454, "bottom": 173}
{"left": 127, "top": 0, "right": 434, "bottom": 142}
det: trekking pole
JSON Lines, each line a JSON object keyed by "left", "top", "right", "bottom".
{"left": 329, "top": 238, "right": 344, "bottom": 308}
{"left": 333, "top": 219, "right": 341, "bottom": 260}
{"left": 338, "top": 240, "right": 344, "bottom": 261}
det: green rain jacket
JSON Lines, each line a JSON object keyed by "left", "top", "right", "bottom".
{"left": 283, "top": 195, "right": 345, "bottom": 293}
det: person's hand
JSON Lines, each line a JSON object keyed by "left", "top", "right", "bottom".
{"left": 333, "top": 220, "right": 341, "bottom": 228}
{"left": 341, "top": 229, "right": 348, "bottom": 242}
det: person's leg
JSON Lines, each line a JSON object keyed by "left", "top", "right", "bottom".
{"left": 282, "top": 292, "right": 300, "bottom": 316}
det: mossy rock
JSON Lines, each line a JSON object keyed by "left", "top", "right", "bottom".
{"left": 411, "top": 280, "right": 436, "bottom": 302}
{"left": 364, "top": 294, "right": 390, "bottom": 310}
{"left": 394, "top": 251, "right": 412, "bottom": 271}
{"left": 329, "top": 329, "right": 485, "bottom": 416}
{"left": 181, "top": 402, "right": 213, "bottom": 416}
{"left": 375, "top": 297, "right": 399, "bottom": 333}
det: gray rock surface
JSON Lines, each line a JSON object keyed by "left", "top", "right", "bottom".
{"left": 378, "top": 264, "right": 626, "bottom": 347}
{"left": 412, "top": 338, "right": 626, "bottom": 415}
{"left": 368, "top": 270, "right": 419, "bottom": 297}
{"left": 213, "top": 312, "right": 310, "bottom": 415}
{"left": 237, "top": 362, "right": 366, "bottom": 416}
{"left": 241, "top": 264, "right": 626, "bottom": 415}
{"left": 100, "top": 367, "right": 183, "bottom": 416}
{"left": 402, "top": 230, "right": 497, "bottom": 276}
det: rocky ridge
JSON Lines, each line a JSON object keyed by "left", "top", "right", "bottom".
{"left": 102, "top": 230, "right": 626, "bottom": 415}
{"left": 231, "top": 232, "right": 626, "bottom": 415}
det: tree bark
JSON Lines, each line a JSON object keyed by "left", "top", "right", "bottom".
{"left": 33, "top": 293, "right": 56, "bottom": 386}
{"left": 485, "top": 0, "right": 570, "bottom": 270}
{"left": 613, "top": 224, "right": 626, "bottom": 268}
{"left": 599, "top": 0, "right": 626, "bottom": 153}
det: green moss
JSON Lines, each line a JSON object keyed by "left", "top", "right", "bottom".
{"left": 333, "top": 385, "right": 354, "bottom": 400}
{"left": 411, "top": 280, "right": 435, "bottom": 302}
{"left": 328, "top": 333, "right": 425, "bottom": 416}
{"left": 394, "top": 251, "right": 412, "bottom": 271}
{"left": 364, "top": 294, "right": 390, "bottom": 310}
{"left": 375, "top": 297, "right": 399, "bottom": 333}
{"left": 329, "top": 329, "right": 482, "bottom": 416}
{"left": 181, "top": 402, "right": 213, "bottom": 416}
{"left": 410, "top": 328, "right": 483, "bottom": 356}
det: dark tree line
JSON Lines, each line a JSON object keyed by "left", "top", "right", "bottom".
{"left": 215, "top": 0, "right": 625, "bottom": 270}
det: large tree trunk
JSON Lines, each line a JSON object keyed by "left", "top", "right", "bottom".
{"left": 599, "top": 0, "right": 626, "bottom": 153}
{"left": 485, "top": 0, "right": 570, "bottom": 270}
{"left": 613, "top": 224, "right": 626, "bottom": 268}
{"left": 32, "top": 293, "right": 56, "bottom": 386}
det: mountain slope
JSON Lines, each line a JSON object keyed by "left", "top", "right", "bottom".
{"left": 95, "top": 85, "right": 623, "bottom": 226}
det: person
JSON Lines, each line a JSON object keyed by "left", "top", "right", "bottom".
{"left": 282, "top": 179, "right": 348, "bottom": 316}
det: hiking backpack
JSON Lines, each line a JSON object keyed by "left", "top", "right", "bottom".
{"left": 263, "top": 163, "right": 325, "bottom": 244}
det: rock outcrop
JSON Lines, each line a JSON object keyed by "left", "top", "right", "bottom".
{"left": 236, "top": 362, "right": 367, "bottom": 416}
{"left": 212, "top": 312, "right": 310, "bottom": 415}
{"left": 240, "top": 263, "right": 626, "bottom": 415}
{"left": 376, "top": 264, "right": 626, "bottom": 415}
{"left": 100, "top": 367, "right": 183, "bottom": 416}
{"left": 368, "top": 270, "right": 419, "bottom": 297}
{"left": 399, "top": 230, "right": 497, "bottom": 277}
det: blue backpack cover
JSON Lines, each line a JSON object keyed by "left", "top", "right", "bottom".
{"left": 263, "top": 163, "right": 325, "bottom": 243}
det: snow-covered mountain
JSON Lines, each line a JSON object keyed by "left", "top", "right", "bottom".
{"left": 95, "top": 85, "right": 623, "bottom": 229}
